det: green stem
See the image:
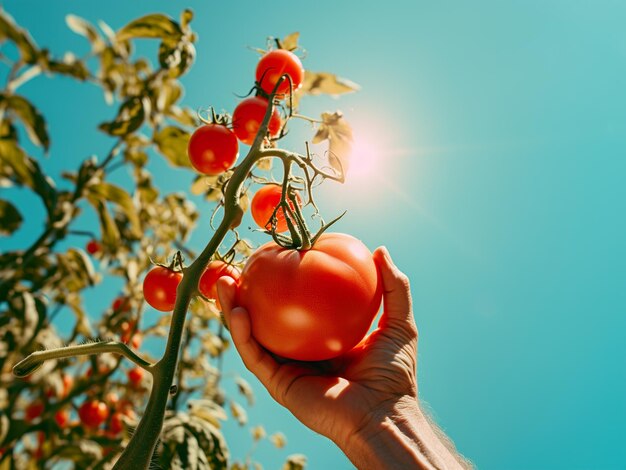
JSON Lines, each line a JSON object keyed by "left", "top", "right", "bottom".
{"left": 12, "top": 341, "right": 152, "bottom": 378}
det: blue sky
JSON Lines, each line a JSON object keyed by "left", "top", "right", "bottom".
{"left": 3, "top": 1, "right": 626, "bottom": 468}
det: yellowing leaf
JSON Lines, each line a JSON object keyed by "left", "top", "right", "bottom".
{"left": 6, "top": 94, "right": 50, "bottom": 151}
{"left": 300, "top": 71, "right": 360, "bottom": 97}
{"left": 270, "top": 432, "right": 287, "bottom": 449}
{"left": 230, "top": 401, "right": 247, "bottom": 426}
{"left": 153, "top": 125, "right": 191, "bottom": 168}
{"left": 281, "top": 32, "right": 300, "bottom": 51}
{"left": 117, "top": 14, "right": 183, "bottom": 45}
{"left": 99, "top": 96, "right": 146, "bottom": 137}
{"left": 313, "top": 111, "right": 353, "bottom": 177}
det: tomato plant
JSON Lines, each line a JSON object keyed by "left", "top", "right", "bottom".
{"left": 188, "top": 123, "right": 239, "bottom": 175}
{"left": 232, "top": 96, "right": 281, "bottom": 145}
{"left": 256, "top": 49, "right": 304, "bottom": 97}
{"left": 143, "top": 266, "right": 183, "bottom": 312}
{"left": 78, "top": 400, "right": 109, "bottom": 429}
{"left": 198, "top": 260, "right": 240, "bottom": 309}
{"left": 250, "top": 184, "right": 302, "bottom": 233}
{"left": 238, "top": 233, "right": 383, "bottom": 361}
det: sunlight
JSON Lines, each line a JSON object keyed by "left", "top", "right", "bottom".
{"left": 344, "top": 130, "right": 380, "bottom": 182}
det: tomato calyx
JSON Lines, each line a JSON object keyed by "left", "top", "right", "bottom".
{"left": 197, "top": 106, "right": 232, "bottom": 128}
{"left": 257, "top": 179, "right": 346, "bottom": 251}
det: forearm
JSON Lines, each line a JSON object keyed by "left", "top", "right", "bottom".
{"left": 342, "top": 396, "right": 469, "bottom": 470}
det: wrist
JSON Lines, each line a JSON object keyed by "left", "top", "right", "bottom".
{"left": 341, "top": 395, "right": 461, "bottom": 470}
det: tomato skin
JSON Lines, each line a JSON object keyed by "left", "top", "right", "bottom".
{"left": 86, "top": 240, "right": 101, "bottom": 255}
{"left": 256, "top": 49, "right": 304, "bottom": 97}
{"left": 188, "top": 124, "right": 239, "bottom": 175}
{"left": 198, "top": 261, "right": 240, "bottom": 309}
{"left": 112, "top": 297, "right": 130, "bottom": 313}
{"left": 232, "top": 97, "right": 281, "bottom": 145}
{"left": 78, "top": 400, "right": 109, "bottom": 429}
{"left": 238, "top": 233, "right": 382, "bottom": 361}
{"left": 143, "top": 266, "right": 183, "bottom": 312}
{"left": 251, "top": 184, "right": 302, "bottom": 233}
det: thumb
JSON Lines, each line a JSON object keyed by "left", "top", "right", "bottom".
{"left": 373, "top": 247, "right": 416, "bottom": 333}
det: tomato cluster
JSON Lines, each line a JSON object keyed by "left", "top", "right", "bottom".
{"left": 187, "top": 48, "right": 304, "bottom": 175}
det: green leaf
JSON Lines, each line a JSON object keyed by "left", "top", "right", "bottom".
{"left": 88, "top": 197, "right": 120, "bottom": 247}
{"left": 87, "top": 182, "right": 142, "bottom": 238}
{"left": 0, "top": 199, "right": 23, "bottom": 235}
{"left": 99, "top": 96, "right": 145, "bottom": 137}
{"left": 6, "top": 94, "right": 50, "bottom": 151}
{"left": 117, "top": 13, "right": 183, "bottom": 45}
{"left": 0, "top": 10, "right": 38, "bottom": 64}
{"left": 153, "top": 125, "right": 191, "bottom": 168}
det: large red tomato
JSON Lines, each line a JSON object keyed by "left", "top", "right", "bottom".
{"left": 237, "top": 233, "right": 382, "bottom": 361}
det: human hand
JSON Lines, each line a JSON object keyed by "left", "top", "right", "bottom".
{"left": 216, "top": 246, "right": 419, "bottom": 451}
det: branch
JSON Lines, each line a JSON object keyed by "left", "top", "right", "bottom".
{"left": 13, "top": 340, "right": 153, "bottom": 378}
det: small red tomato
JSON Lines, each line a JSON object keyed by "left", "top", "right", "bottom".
{"left": 256, "top": 49, "right": 304, "bottom": 97}
{"left": 86, "top": 239, "right": 101, "bottom": 255}
{"left": 112, "top": 297, "right": 131, "bottom": 313}
{"left": 108, "top": 411, "right": 124, "bottom": 436}
{"left": 127, "top": 367, "right": 144, "bottom": 387}
{"left": 54, "top": 409, "right": 70, "bottom": 428}
{"left": 143, "top": 266, "right": 183, "bottom": 312}
{"left": 232, "top": 97, "right": 281, "bottom": 145}
{"left": 78, "top": 400, "right": 109, "bottom": 429}
{"left": 251, "top": 184, "right": 302, "bottom": 233}
{"left": 198, "top": 261, "right": 240, "bottom": 309}
{"left": 188, "top": 124, "right": 239, "bottom": 175}
{"left": 25, "top": 402, "right": 44, "bottom": 422}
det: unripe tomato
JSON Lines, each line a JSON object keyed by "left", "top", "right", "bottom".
{"left": 198, "top": 261, "right": 240, "bottom": 309}
{"left": 188, "top": 124, "right": 239, "bottom": 175}
{"left": 127, "top": 367, "right": 144, "bottom": 387}
{"left": 256, "top": 49, "right": 304, "bottom": 97}
{"left": 250, "top": 184, "right": 302, "bottom": 233}
{"left": 78, "top": 400, "right": 109, "bottom": 429}
{"left": 232, "top": 97, "right": 281, "bottom": 145}
{"left": 25, "top": 401, "right": 44, "bottom": 422}
{"left": 238, "top": 233, "right": 383, "bottom": 361}
{"left": 86, "top": 239, "right": 101, "bottom": 255}
{"left": 143, "top": 266, "right": 183, "bottom": 312}
{"left": 54, "top": 409, "right": 70, "bottom": 428}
